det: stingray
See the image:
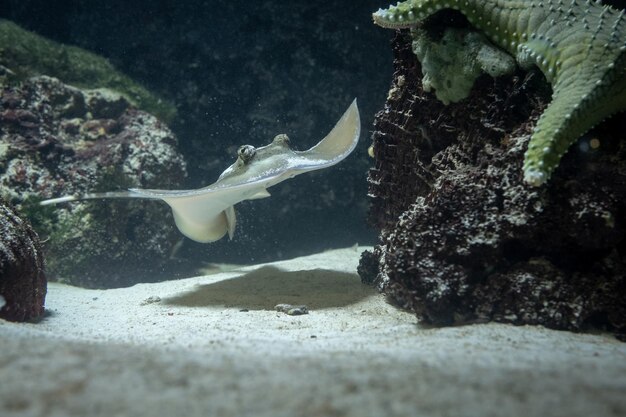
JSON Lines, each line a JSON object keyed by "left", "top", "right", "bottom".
{"left": 40, "top": 99, "right": 361, "bottom": 243}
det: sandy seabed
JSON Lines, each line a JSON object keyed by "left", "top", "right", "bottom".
{"left": 1, "top": 246, "right": 625, "bottom": 417}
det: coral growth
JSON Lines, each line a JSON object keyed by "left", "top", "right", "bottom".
{"left": 0, "top": 200, "right": 46, "bottom": 322}
{"left": 411, "top": 26, "right": 515, "bottom": 105}
{"left": 0, "top": 76, "right": 187, "bottom": 288}
{"left": 360, "top": 32, "right": 626, "bottom": 336}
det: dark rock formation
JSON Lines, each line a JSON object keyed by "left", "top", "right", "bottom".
{"left": 0, "top": 200, "right": 46, "bottom": 322}
{"left": 0, "top": 76, "right": 187, "bottom": 288}
{"left": 360, "top": 31, "right": 626, "bottom": 336}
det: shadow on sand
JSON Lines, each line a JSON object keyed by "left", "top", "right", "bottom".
{"left": 163, "top": 265, "right": 375, "bottom": 310}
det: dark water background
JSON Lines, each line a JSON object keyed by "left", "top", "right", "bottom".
{"left": 0, "top": 0, "right": 392, "bottom": 265}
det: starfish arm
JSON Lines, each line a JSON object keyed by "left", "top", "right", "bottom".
{"left": 373, "top": 0, "right": 626, "bottom": 186}
{"left": 523, "top": 87, "right": 596, "bottom": 186}
{"left": 373, "top": 0, "right": 533, "bottom": 48}
{"left": 525, "top": 51, "right": 626, "bottom": 185}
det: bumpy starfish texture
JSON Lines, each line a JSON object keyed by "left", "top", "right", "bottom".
{"left": 373, "top": 0, "right": 626, "bottom": 186}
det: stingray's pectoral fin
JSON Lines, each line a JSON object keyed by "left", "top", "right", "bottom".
{"left": 301, "top": 99, "right": 360, "bottom": 168}
{"left": 249, "top": 189, "right": 271, "bottom": 200}
{"left": 170, "top": 209, "right": 229, "bottom": 243}
{"left": 224, "top": 206, "right": 236, "bottom": 240}
{"left": 168, "top": 201, "right": 237, "bottom": 243}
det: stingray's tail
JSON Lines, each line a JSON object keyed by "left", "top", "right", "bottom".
{"left": 39, "top": 190, "right": 152, "bottom": 206}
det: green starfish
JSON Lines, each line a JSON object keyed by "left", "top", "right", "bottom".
{"left": 373, "top": 0, "right": 626, "bottom": 186}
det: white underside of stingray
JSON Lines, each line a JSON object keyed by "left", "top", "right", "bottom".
{"left": 41, "top": 99, "right": 361, "bottom": 243}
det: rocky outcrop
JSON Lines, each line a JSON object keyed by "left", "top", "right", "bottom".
{"left": 359, "top": 31, "right": 626, "bottom": 337}
{"left": 0, "top": 200, "right": 46, "bottom": 322}
{"left": 0, "top": 76, "right": 187, "bottom": 288}
{"left": 0, "top": 19, "right": 175, "bottom": 121}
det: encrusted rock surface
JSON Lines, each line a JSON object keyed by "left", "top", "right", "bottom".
{"left": 0, "top": 76, "right": 187, "bottom": 288}
{"left": 0, "top": 200, "right": 46, "bottom": 321}
{"left": 359, "top": 31, "right": 626, "bottom": 336}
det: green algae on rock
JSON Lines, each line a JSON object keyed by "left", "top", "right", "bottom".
{"left": 373, "top": 0, "right": 626, "bottom": 186}
{"left": 0, "top": 19, "right": 175, "bottom": 122}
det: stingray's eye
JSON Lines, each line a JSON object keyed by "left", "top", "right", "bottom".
{"left": 237, "top": 145, "right": 256, "bottom": 164}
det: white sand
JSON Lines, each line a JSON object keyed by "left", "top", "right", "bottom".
{"left": 1, "top": 246, "right": 625, "bottom": 417}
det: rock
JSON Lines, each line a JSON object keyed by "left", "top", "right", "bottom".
{"left": 0, "top": 76, "right": 187, "bottom": 288}
{"left": 0, "top": 200, "right": 46, "bottom": 322}
{"left": 359, "top": 31, "right": 626, "bottom": 336}
{"left": 275, "top": 304, "right": 309, "bottom": 316}
{"left": 0, "top": 19, "right": 176, "bottom": 122}
{"left": 140, "top": 296, "right": 161, "bottom": 306}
